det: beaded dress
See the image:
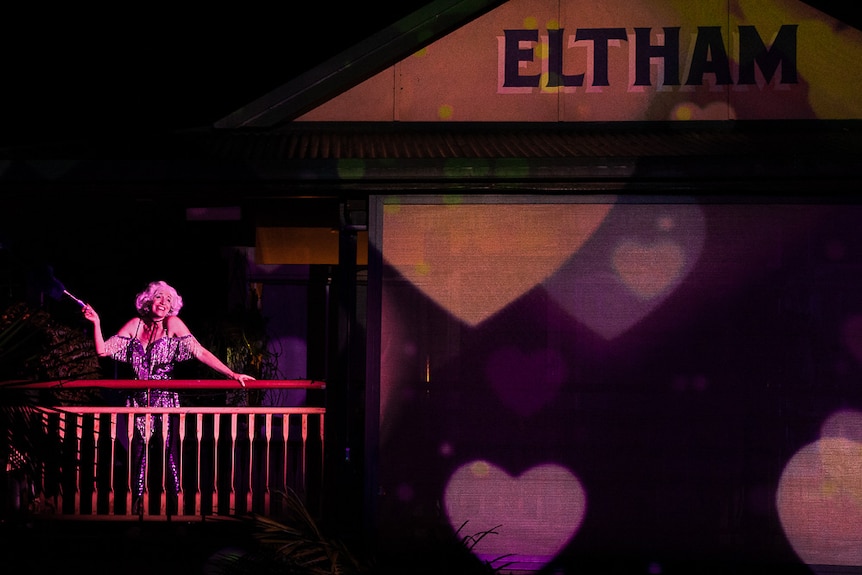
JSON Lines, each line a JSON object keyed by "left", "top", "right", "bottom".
{"left": 104, "top": 321, "right": 200, "bottom": 501}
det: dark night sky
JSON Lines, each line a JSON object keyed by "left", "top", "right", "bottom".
{"left": 1, "top": 1, "right": 857, "bottom": 149}
{"left": 0, "top": 2, "right": 435, "bottom": 147}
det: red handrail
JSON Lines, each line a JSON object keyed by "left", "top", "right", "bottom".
{"left": 9, "top": 379, "right": 326, "bottom": 390}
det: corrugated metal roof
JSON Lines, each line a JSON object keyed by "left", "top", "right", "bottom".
{"left": 1, "top": 121, "right": 860, "bottom": 192}
{"left": 181, "top": 122, "right": 862, "bottom": 191}
{"left": 197, "top": 122, "right": 861, "bottom": 160}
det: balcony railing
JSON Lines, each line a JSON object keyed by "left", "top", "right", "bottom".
{"left": 3, "top": 379, "right": 325, "bottom": 522}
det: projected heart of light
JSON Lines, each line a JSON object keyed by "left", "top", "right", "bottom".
{"left": 543, "top": 203, "right": 705, "bottom": 339}
{"left": 381, "top": 199, "right": 615, "bottom": 327}
{"left": 383, "top": 198, "right": 705, "bottom": 339}
{"left": 380, "top": 197, "right": 709, "bottom": 568}
{"left": 443, "top": 460, "right": 586, "bottom": 570}
{"left": 777, "top": 409, "right": 862, "bottom": 568}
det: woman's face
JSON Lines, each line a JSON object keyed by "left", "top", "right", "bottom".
{"left": 151, "top": 290, "right": 173, "bottom": 318}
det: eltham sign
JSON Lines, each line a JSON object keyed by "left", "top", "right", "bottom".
{"left": 501, "top": 25, "right": 797, "bottom": 89}
{"left": 299, "top": 0, "right": 862, "bottom": 122}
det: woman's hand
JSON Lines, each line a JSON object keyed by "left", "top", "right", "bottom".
{"left": 233, "top": 373, "right": 256, "bottom": 388}
{"left": 82, "top": 304, "right": 100, "bottom": 324}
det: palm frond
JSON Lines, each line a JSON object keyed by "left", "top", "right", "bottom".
{"left": 210, "top": 488, "right": 368, "bottom": 575}
{"left": 454, "top": 520, "right": 517, "bottom": 574}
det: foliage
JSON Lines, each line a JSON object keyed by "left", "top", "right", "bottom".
{"left": 194, "top": 303, "right": 280, "bottom": 407}
{"left": 0, "top": 300, "right": 101, "bottom": 389}
{"left": 1, "top": 299, "right": 103, "bottom": 521}
{"left": 208, "top": 496, "right": 517, "bottom": 575}
{"left": 0, "top": 302, "right": 51, "bottom": 384}
{"left": 209, "top": 488, "right": 369, "bottom": 575}
{"left": 454, "top": 521, "right": 516, "bottom": 574}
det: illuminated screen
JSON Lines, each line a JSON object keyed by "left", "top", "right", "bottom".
{"left": 373, "top": 195, "right": 862, "bottom": 573}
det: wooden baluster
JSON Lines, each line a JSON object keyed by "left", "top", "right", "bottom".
{"left": 109, "top": 414, "right": 116, "bottom": 514}
{"left": 74, "top": 413, "right": 82, "bottom": 515}
{"left": 213, "top": 414, "right": 220, "bottom": 515}
{"left": 301, "top": 414, "right": 308, "bottom": 494}
{"left": 283, "top": 413, "right": 291, "bottom": 502}
{"left": 195, "top": 413, "right": 203, "bottom": 516}
{"left": 319, "top": 414, "right": 326, "bottom": 495}
{"left": 126, "top": 412, "right": 134, "bottom": 515}
{"left": 36, "top": 411, "right": 47, "bottom": 513}
{"left": 247, "top": 414, "right": 254, "bottom": 514}
{"left": 160, "top": 412, "right": 168, "bottom": 516}
{"left": 178, "top": 412, "right": 186, "bottom": 517}
{"left": 44, "top": 411, "right": 50, "bottom": 512}
{"left": 264, "top": 414, "right": 272, "bottom": 515}
{"left": 142, "top": 408, "right": 151, "bottom": 517}
{"left": 57, "top": 412, "right": 66, "bottom": 514}
{"left": 230, "top": 415, "right": 238, "bottom": 514}
{"left": 92, "top": 414, "right": 99, "bottom": 514}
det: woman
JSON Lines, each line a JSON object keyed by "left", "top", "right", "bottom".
{"left": 83, "top": 280, "right": 255, "bottom": 514}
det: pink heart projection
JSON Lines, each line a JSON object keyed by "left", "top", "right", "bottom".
{"left": 543, "top": 203, "right": 705, "bottom": 339}
{"left": 777, "top": 409, "right": 862, "bottom": 568}
{"left": 444, "top": 460, "right": 586, "bottom": 570}
{"left": 485, "top": 346, "right": 566, "bottom": 417}
{"left": 382, "top": 201, "right": 614, "bottom": 326}
{"left": 612, "top": 240, "right": 685, "bottom": 300}
{"left": 382, "top": 200, "right": 704, "bottom": 338}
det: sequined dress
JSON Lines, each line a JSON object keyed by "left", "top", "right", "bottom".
{"left": 104, "top": 330, "right": 200, "bottom": 500}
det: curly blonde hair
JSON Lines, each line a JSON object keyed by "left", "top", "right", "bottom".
{"left": 135, "top": 280, "right": 184, "bottom": 317}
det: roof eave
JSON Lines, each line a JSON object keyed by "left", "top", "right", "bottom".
{"left": 214, "top": 0, "right": 505, "bottom": 130}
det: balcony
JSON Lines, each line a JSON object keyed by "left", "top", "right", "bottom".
{"left": 2, "top": 379, "right": 325, "bottom": 522}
